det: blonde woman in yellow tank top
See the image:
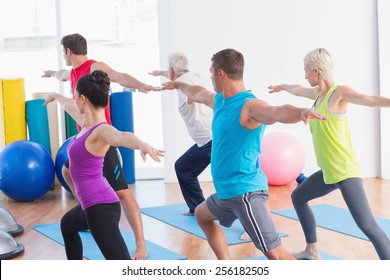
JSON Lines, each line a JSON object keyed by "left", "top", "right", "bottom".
{"left": 268, "top": 48, "right": 390, "bottom": 260}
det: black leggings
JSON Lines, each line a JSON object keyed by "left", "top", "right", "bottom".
{"left": 60, "top": 203, "right": 131, "bottom": 260}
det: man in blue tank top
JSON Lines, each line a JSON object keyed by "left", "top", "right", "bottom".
{"left": 162, "top": 48, "right": 326, "bottom": 260}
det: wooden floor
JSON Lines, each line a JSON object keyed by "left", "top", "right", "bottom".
{"left": 1, "top": 178, "right": 389, "bottom": 260}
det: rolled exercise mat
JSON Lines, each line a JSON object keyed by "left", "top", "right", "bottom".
{"left": 32, "top": 92, "right": 60, "bottom": 163}
{"left": 26, "top": 99, "right": 51, "bottom": 154}
{"left": 110, "top": 90, "right": 135, "bottom": 184}
{"left": 65, "top": 112, "right": 78, "bottom": 138}
{"left": 26, "top": 98, "right": 55, "bottom": 188}
{"left": 0, "top": 79, "right": 4, "bottom": 147}
{"left": 1, "top": 78, "right": 27, "bottom": 144}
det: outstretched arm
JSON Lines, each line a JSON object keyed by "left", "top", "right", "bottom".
{"left": 92, "top": 62, "right": 161, "bottom": 93}
{"left": 43, "top": 93, "right": 85, "bottom": 126}
{"left": 98, "top": 125, "right": 164, "bottom": 162}
{"left": 268, "top": 84, "right": 319, "bottom": 100}
{"left": 339, "top": 85, "right": 390, "bottom": 107}
{"left": 244, "top": 99, "right": 327, "bottom": 127}
{"left": 148, "top": 70, "right": 170, "bottom": 80}
{"left": 162, "top": 81, "right": 215, "bottom": 109}
{"left": 42, "top": 69, "right": 70, "bottom": 81}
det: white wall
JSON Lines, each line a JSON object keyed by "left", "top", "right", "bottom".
{"left": 378, "top": 0, "right": 390, "bottom": 179}
{"left": 158, "top": 0, "right": 381, "bottom": 182}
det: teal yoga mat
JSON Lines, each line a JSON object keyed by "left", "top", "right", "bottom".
{"left": 26, "top": 99, "right": 51, "bottom": 154}
{"left": 141, "top": 203, "right": 287, "bottom": 245}
{"left": 244, "top": 251, "right": 342, "bottom": 260}
{"left": 272, "top": 204, "right": 390, "bottom": 241}
{"left": 33, "top": 223, "right": 186, "bottom": 260}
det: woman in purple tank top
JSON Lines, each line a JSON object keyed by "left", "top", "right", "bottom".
{"left": 50, "top": 70, "right": 164, "bottom": 260}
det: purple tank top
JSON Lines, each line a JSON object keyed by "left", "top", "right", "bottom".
{"left": 67, "top": 122, "right": 119, "bottom": 210}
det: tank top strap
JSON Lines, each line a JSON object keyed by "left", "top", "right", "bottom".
{"left": 75, "top": 122, "right": 108, "bottom": 140}
{"left": 322, "top": 84, "right": 338, "bottom": 103}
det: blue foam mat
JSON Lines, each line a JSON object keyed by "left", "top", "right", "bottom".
{"left": 272, "top": 204, "right": 390, "bottom": 241}
{"left": 141, "top": 203, "right": 287, "bottom": 245}
{"left": 244, "top": 251, "right": 342, "bottom": 260}
{"left": 33, "top": 223, "right": 186, "bottom": 260}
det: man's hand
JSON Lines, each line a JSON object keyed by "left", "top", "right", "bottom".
{"left": 161, "top": 81, "right": 177, "bottom": 91}
{"left": 148, "top": 70, "right": 162, "bottom": 77}
{"left": 139, "top": 84, "right": 162, "bottom": 94}
{"left": 301, "top": 109, "right": 327, "bottom": 124}
{"left": 42, "top": 70, "right": 55, "bottom": 78}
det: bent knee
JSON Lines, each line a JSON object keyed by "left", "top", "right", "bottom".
{"left": 195, "top": 203, "right": 216, "bottom": 224}
{"left": 291, "top": 189, "right": 302, "bottom": 206}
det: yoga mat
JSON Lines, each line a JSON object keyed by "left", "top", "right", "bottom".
{"left": 0, "top": 79, "right": 4, "bottom": 147}
{"left": 1, "top": 78, "right": 27, "bottom": 144}
{"left": 272, "top": 204, "right": 390, "bottom": 241}
{"left": 244, "top": 251, "right": 342, "bottom": 260}
{"left": 32, "top": 92, "right": 60, "bottom": 164}
{"left": 26, "top": 99, "right": 51, "bottom": 154}
{"left": 110, "top": 91, "right": 135, "bottom": 184}
{"left": 33, "top": 223, "right": 186, "bottom": 260}
{"left": 65, "top": 112, "right": 78, "bottom": 138}
{"left": 141, "top": 203, "right": 287, "bottom": 245}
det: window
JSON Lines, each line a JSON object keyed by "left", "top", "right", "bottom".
{"left": 0, "top": 0, "right": 163, "bottom": 179}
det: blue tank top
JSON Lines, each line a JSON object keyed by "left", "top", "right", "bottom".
{"left": 67, "top": 122, "right": 119, "bottom": 210}
{"left": 212, "top": 91, "right": 268, "bottom": 200}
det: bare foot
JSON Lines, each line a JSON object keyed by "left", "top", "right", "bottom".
{"left": 183, "top": 212, "right": 195, "bottom": 216}
{"left": 132, "top": 244, "right": 148, "bottom": 260}
{"left": 240, "top": 231, "right": 251, "bottom": 240}
{"left": 293, "top": 248, "right": 320, "bottom": 260}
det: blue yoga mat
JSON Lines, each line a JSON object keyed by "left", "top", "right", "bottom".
{"left": 33, "top": 223, "right": 186, "bottom": 260}
{"left": 110, "top": 91, "right": 135, "bottom": 184}
{"left": 244, "top": 251, "right": 342, "bottom": 260}
{"left": 141, "top": 203, "right": 287, "bottom": 245}
{"left": 272, "top": 204, "right": 390, "bottom": 241}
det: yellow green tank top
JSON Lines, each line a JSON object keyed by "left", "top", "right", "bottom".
{"left": 309, "top": 84, "right": 362, "bottom": 184}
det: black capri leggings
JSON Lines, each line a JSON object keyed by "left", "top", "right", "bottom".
{"left": 60, "top": 202, "right": 131, "bottom": 260}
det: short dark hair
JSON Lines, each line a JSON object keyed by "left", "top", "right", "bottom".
{"left": 211, "top": 49, "right": 244, "bottom": 80}
{"left": 61, "top": 33, "right": 87, "bottom": 55}
{"left": 76, "top": 70, "right": 110, "bottom": 108}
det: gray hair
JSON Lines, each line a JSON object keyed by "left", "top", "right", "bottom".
{"left": 304, "top": 48, "right": 334, "bottom": 80}
{"left": 168, "top": 52, "right": 189, "bottom": 73}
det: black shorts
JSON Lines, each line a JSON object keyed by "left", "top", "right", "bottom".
{"left": 64, "top": 146, "right": 128, "bottom": 192}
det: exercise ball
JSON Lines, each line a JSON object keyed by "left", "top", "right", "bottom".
{"left": 0, "top": 140, "right": 55, "bottom": 202}
{"left": 260, "top": 132, "right": 305, "bottom": 186}
{"left": 54, "top": 137, "right": 73, "bottom": 192}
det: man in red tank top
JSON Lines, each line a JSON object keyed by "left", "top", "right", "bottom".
{"left": 42, "top": 33, "right": 159, "bottom": 260}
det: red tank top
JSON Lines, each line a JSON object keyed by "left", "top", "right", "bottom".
{"left": 70, "top": 59, "right": 112, "bottom": 130}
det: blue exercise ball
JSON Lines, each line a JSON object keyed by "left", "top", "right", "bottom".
{"left": 0, "top": 140, "right": 55, "bottom": 202}
{"left": 54, "top": 137, "right": 73, "bottom": 192}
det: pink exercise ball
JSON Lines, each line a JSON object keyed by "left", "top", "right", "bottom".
{"left": 260, "top": 132, "right": 305, "bottom": 186}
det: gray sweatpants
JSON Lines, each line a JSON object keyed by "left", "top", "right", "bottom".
{"left": 291, "top": 170, "right": 390, "bottom": 260}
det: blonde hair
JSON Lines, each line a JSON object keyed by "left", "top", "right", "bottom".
{"left": 304, "top": 48, "right": 334, "bottom": 80}
{"left": 168, "top": 52, "right": 189, "bottom": 73}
